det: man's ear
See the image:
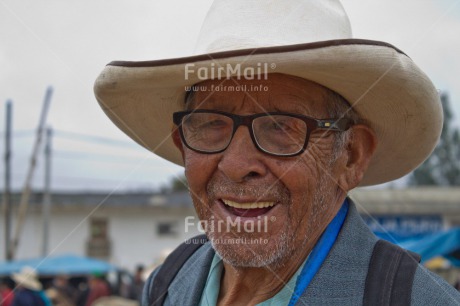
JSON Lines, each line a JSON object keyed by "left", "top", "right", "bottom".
{"left": 172, "top": 128, "right": 185, "bottom": 160}
{"left": 337, "top": 124, "right": 377, "bottom": 190}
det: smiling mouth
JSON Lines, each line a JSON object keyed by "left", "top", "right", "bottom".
{"left": 221, "top": 199, "right": 276, "bottom": 217}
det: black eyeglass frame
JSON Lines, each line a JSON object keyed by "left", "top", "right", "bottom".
{"left": 173, "top": 109, "right": 353, "bottom": 157}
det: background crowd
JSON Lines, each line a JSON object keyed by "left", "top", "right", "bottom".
{"left": 0, "top": 265, "right": 145, "bottom": 306}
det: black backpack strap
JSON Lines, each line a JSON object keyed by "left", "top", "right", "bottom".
{"left": 363, "top": 239, "right": 421, "bottom": 306}
{"left": 149, "top": 234, "right": 209, "bottom": 306}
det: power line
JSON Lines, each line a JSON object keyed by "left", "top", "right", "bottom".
{"left": 53, "top": 150, "right": 157, "bottom": 165}
{"left": 2, "top": 129, "right": 143, "bottom": 150}
{"left": 0, "top": 129, "right": 35, "bottom": 138}
{"left": 0, "top": 173, "right": 160, "bottom": 188}
{"left": 53, "top": 130, "right": 141, "bottom": 148}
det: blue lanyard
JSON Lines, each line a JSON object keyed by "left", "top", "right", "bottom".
{"left": 287, "top": 199, "right": 349, "bottom": 306}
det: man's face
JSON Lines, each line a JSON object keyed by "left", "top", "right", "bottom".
{"left": 181, "top": 74, "right": 347, "bottom": 268}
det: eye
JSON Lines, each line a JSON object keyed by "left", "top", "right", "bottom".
{"left": 203, "top": 119, "right": 228, "bottom": 128}
{"left": 254, "top": 115, "right": 307, "bottom": 140}
{"left": 275, "top": 121, "right": 289, "bottom": 131}
{"left": 266, "top": 118, "right": 297, "bottom": 133}
{"left": 184, "top": 114, "right": 230, "bottom": 130}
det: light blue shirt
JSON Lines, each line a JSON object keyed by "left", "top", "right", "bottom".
{"left": 199, "top": 253, "right": 306, "bottom": 306}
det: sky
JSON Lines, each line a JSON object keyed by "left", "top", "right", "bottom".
{"left": 1, "top": 0, "right": 459, "bottom": 192}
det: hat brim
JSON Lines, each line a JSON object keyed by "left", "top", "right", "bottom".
{"left": 12, "top": 273, "right": 42, "bottom": 291}
{"left": 94, "top": 39, "right": 442, "bottom": 186}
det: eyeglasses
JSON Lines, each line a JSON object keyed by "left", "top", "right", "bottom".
{"left": 173, "top": 110, "right": 353, "bottom": 157}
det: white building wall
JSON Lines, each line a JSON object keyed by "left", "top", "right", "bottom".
{"left": 9, "top": 212, "right": 42, "bottom": 259}
{"left": 1, "top": 207, "right": 202, "bottom": 273}
{"left": 2, "top": 210, "right": 89, "bottom": 260}
{"left": 108, "top": 208, "right": 202, "bottom": 271}
{"left": 48, "top": 211, "right": 90, "bottom": 256}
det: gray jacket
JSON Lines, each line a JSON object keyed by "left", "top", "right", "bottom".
{"left": 143, "top": 202, "right": 460, "bottom": 305}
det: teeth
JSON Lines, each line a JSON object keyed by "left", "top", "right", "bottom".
{"left": 222, "top": 199, "right": 275, "bottom": 209}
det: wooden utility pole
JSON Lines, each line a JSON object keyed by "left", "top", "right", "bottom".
{"left": 3, "top": 100, "right": 13, "bottom": 260}
{"left": 11, "top": 87, "right": 53, "bottom": 259}
{"left": 41, "top": 127, "right": 52, "bottom": 256}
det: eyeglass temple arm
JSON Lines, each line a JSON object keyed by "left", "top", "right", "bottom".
{"left": 318, "top": 118, "right": 352, "bottom": 131}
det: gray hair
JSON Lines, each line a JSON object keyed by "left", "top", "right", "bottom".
{"left": 324, "top": 90, "right": 360, "bottom": 161}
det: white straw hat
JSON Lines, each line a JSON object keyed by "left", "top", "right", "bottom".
{"left": 94, "top": 0, "right": 442, "bottom": 186}
{"left": 12, "top": 266, "right": 42, "bottom": 291}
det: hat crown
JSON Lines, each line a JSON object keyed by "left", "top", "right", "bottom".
{"left": 20, "top": 266, "right": 38, "bottom": 278}
{"left": 195, "top": 0, "right": 352, "bottom": 54}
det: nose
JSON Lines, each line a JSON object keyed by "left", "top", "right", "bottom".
{"left": 217, "top": 126, "right": 267, "bottom": 182}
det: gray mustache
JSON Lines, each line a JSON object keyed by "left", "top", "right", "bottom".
{"left": 206, "top": 177, "right": 290, "bottom": 202}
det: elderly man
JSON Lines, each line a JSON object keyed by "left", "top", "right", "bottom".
{"left": 94, "top": 0, "right": 460, "bottom": 305}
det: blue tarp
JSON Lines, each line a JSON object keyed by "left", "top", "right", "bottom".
{"left": 0, "top": 254, "right": 118, "bottom": 276}
{"left": 364, "top": 215, "right": 444, "bottom": 242}
{"left": 397, "top": 227, "right": 460, "bottom": 265}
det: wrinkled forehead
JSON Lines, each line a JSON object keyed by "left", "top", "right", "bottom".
{"left": 185, "top": 73, "right": 331, "bottom": 117}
